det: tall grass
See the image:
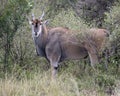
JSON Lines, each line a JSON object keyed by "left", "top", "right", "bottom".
{"left": 0, "top": 70, "right": 120, "bottom": 96}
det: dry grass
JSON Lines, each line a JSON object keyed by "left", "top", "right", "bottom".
{"left": 0, "top": 71, "right": 119, "bottom": 96}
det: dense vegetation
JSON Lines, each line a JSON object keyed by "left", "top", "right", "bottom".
{"left": 0, "top": 0, "right": 120, "bottom": 96}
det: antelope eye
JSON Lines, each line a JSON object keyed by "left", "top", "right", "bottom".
{"left": 40, "top": 22, "right": 43, "bottom": 25}
{"left": 38, "top": 21, "right": 42, "bottom": 25}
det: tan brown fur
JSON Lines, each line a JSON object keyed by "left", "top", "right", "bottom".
{"left": 29, "top": 16, "right": 110, "bottom": 78}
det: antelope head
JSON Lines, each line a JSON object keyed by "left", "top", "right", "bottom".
{"left": 29, "top": 11, "right": 45, "bottom": 37}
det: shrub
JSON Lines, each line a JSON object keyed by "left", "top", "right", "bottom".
{"left": 50, "top": 8, "right": 88, "bottom": 30}
{"left": 104, "top": 1, "right": 120, "bottom": 73}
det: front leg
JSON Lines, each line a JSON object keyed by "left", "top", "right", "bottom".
{"left": 50, "top": 61, "right": 59, "bottom": 79}
{"left": 36, "top": 48, "right": 39, "bottom": 56}
{"left": 46, "top": 42, "right": 61, "bottom": 79}
{"left": 48, "top": 54, "right": 61, "bottom": 79}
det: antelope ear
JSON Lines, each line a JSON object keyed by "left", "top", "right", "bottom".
{"left": 43, "top": 20, "right": 49, "bottom": 25}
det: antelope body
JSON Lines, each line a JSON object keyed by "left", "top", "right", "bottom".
{"left": 29, "top": 12, "right": 109, "bottom": 78}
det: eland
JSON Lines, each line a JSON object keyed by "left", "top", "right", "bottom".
{"left": 28, "top": 12, "right": 110, "bottom": 78}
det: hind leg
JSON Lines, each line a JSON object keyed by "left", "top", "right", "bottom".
{"left": 88, "top": 52, "right": 99, "bottom": 68}
{"left": 86, "top": 46, "right": 99, "bottom": 69}
{"left": 84, "top": 43, "right": 99, "bottom": 69}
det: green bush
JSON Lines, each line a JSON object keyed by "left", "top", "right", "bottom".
{"left": 104, "top": 1, "right": 120, "bottom": 74}
{"left": 0, "top": 0, "right": 32, "bottom": 73}
{"left": 50, "top": 8, "right": 88, "bottom": 30}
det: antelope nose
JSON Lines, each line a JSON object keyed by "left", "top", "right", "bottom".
{"left": 34, "top": 29, "right": 38, "bottom": 36}
{"left": 35, "top": 32, "right": 37, "bottom": 36}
